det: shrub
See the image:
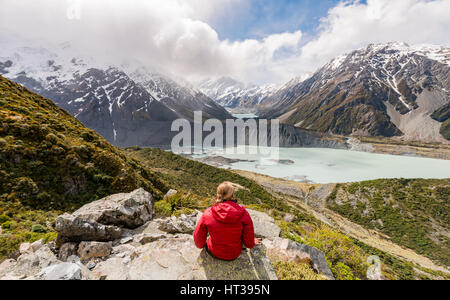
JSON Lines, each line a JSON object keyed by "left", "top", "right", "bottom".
{"left": 0, "top": 214, "right": 11, "bottom": 224}
{"left": 31, "top": 224, "right": 47, "bottom": 233}
{"left": 304, "top": 226, "right": 368, "bottom": 279}
{"left": 333, "top": 262, "right": 359, "bottom": 280}
{"left": 154, "top": 200, "right": 172, "bottom": 217}
{"left": 1, "top": 221, "right": 14, "bottom": 230}
{"left": 274, "top": 262, "right": 329, "bottom": 280}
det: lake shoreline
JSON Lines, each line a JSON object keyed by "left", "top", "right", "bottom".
{"left": 183, "top": 146, "right": 450, "bottom": 184}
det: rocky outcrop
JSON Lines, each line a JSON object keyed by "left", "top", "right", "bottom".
{"left": 91, "top": 234, "right": 278, "bottom": 280}
{"left": 1, "top": 189, "right": 335, "bottom": 281}
{"left": 247, "top": 209, "right": 281, "bottom": 239}
{"left": 55, "top": 189, "right": 154, "bottom": 243}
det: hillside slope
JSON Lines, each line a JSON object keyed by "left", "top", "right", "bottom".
{"left": 327, "top": 179, "right": 449, "bottom": 267}
{"left": 0, "top": 75, "right": 168, "bottom": 257}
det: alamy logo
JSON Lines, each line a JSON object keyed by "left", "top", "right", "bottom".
{"left": 171, "top": 111, "right": 280, "bottom": 161}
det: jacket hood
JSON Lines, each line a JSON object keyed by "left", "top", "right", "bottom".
{"left": 211, "top": 201, "right": 245, "bottom": 224}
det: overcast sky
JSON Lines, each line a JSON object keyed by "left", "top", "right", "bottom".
{"left": 0, "top": 0, "right": 449, "bottom": 85}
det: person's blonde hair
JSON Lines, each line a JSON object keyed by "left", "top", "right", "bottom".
{"left": 215, "top": 182, "right": 235, "bottom": 204}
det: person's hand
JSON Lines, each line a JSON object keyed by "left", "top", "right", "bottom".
{"left": 254, "top": 238, "right": 262, "bottom": 246}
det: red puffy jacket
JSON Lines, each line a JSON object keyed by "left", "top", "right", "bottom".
{"left": 194, "top": 200, "right": 256, "bottom": 261}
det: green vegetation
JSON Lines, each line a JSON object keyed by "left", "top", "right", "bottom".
{"left": 327, "top": 179, "right": 450, "bottom": 266}
{"left": 274, "top": 261, "right": 329, "bottom": 280}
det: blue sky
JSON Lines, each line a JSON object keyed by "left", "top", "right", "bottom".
{"left": 211, "top": 0, "right": 350, "bottom": 41}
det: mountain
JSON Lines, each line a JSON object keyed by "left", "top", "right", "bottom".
{"left": 0, "top": 44, "right": 231, "bottom": 147}
{"left": 198, "top": 77, "right": 278, "bottom": 113}
{"left": 262, "top": 43, "right": 450, "bottom": 143}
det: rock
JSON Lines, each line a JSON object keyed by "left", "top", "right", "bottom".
{"left": 19, "top": 242, "right": 33, "bottom": 254}
{"left": 38, "top": 263, "right": 82, "bottom": 280}
{"left": 112, "top": 244, "right": 137, "bottom": 256}
{"left": 31, "top": 239, "right": 45, "bottom": 252}
{"left": 58, "top": 243, "right": 78, "bottom": 262}
{"left": 133, "top": 233, "right": 171, "bottom": 245}
{"left": 0, "top": 259, "right": 16, "bottom": 279}
{"left": 164, "top": 189, "right": 178, "bottom": 199}
{"left": 77, "top": 241, "right": 112, "bottom": 261}
{"left": 71, "top": 188, "right": 154, "bottom": 228}
{"left": 247, "top": 209, "right": 281, "bottom": 239}
{"left": 1, "top": 245, "right": 59, "bottom": 280}
{"left": 55, "top": 189, "right": 154, "bottom": 243}
{"left": 263, "top": 238, "right": 335, "bottom": 280}
{"left": 196, "top": 246, "right": 278, "bottom": 280}
{"left": 66, "top": 255, "right": 81, "bottom": 264}
{"left": 55, "top": 213, "right": 122, "bottom": 244}
{"left": 283, "top": 213, "right": 295, "bottom": 223}
{"left": 92, "top": 234, "right": 277, "bottom": 280}
{"left": 87, "top": 261, "right": 97, "bottom": 270}
{"left": 119, "top": 236, "right": 133, "bottom": 244}
{"left": 91, "top": 257, "right": 130, "bottom": 280}
{"left": 156, "top": 213, "right": 198, "bottom": 234}
{"left": 7, "top": 250, "right": 21, "bottom": 260}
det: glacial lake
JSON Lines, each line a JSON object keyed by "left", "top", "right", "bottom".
{"left": 232, "top": 113, "right": 259, "bottom": 119}
{"left": 193, "top": 146, "right": 450, "bottom": 184}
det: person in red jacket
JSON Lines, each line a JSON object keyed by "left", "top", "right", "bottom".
{"left": 194, "top": 182, "right": 262, "bottom": 261}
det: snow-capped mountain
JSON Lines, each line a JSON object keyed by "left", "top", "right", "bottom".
{"left": 262, "top": 42, "right": 450, "bottom": 143}
{"left": 0, "top": 43, "right": 231, "bottom": 147}
{"left": 198, "top": 77, "right": 278, "bottom": 113}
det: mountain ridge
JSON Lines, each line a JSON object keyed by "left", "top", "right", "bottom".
{"left": 0, "top": 44, "right": 231, "bottom": 147}
{"left": 261, "top": 42, "right": 450, "bottom": 143}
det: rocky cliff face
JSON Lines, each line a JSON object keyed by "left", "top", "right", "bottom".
{"left": 0, "top": 189, "right": 334, "bottom": 280}
{"left": 198, "top": 77, "right": 278, "bottom": 113}
{"left": 262, "top": 43, "right": 450, "bottom": 143}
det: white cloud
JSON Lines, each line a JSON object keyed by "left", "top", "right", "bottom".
{"left": 292, "top": 0, "right": 450, "bottom": 81}
{"left": 0, "top": 0, "right": 302, "bottom": 84}
{"left": 0, "top": 0, "right": 449, "bottom": 85}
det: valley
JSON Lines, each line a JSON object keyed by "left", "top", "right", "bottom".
{"left": 0, "top": 40, "right": 449, "bottom": 281}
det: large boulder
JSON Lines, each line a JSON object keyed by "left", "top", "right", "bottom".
{"left": 247, "top": 209, "right": 281, "bottom": 239}
{"left": 55, "top": 189, "right": 154, "bottom": 243}
{"left": 91, "top": 234, "right": 278, "bottom": 280}
{"left": 263, "top": 238, "right": 335, "bottom": 280}
{"left": 55, "top": 214, "right": 121, "bottom": 244}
